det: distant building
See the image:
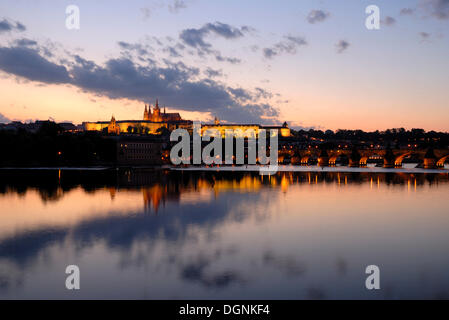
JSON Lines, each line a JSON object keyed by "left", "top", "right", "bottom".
{"left": 116, "top": 136, "right": 165, "bottom": 165}
{"left": 201, "top": 118, "right": 291, "bottom": 138}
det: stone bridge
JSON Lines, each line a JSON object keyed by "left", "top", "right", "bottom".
{"left": 278, "top": 148, "right": 449, "bottom": 169}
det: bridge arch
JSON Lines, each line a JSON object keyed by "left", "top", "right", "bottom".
{"left": 329, "top": 153, "right": 349, "bottom": 166}
{"left": 437, "top": 155, "right": 449, "bottom": 168}
{"left": 300, "top": 155, "right": 319, "bottom": 165}
{"left": 359, "top": 156, "right": 368, "bottom": 166}
{"left": 300, "top": 156, "right": 310, "bottom": 165}
{"left": 360, "top": 154, "right": 383, "bottom": 166}
{"left": 329, "top": 155, "right": 338, "bottom": 165}
{"left": 394, "top": 152, "right": 412, "bottom": 167}
{"left": 278, "top": 153, "right": 289, "bottom": 164}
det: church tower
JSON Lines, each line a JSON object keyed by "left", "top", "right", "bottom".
{"left": 154, "top": 99, "right": 160, "bottom": 113}
{"left": 143, "top": 104, "right": 149, "bottom": 121}
{"left": 152, "top": 99, "right": 162, "bottom": 122}
{"left": 108, "top": 115, "right": 120, "bottom": 134}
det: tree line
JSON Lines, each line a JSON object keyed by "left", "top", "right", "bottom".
{"left": 0, "top": 122, "right": 116, "bottom": 167}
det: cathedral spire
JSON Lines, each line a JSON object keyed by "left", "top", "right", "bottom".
{"left": 143, "top": 104, "right": 149, "bottom": 120}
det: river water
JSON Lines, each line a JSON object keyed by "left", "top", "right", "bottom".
{"left": 1, "top": 169, "right": 449, "bottom": 299}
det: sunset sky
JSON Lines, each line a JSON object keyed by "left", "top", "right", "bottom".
{"left": 0, "top": 0, "right": 448, "bottom": 131}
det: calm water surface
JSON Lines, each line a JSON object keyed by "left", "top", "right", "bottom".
{"left": 1, "top": 169, "right": 449, "bottom": 299}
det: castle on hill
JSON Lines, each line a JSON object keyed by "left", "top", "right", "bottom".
{"left": 83, "top": 99, "right": 290, "bottom": 137}
{"left": 83, "top": 99, "right": 191, "bottom": 135}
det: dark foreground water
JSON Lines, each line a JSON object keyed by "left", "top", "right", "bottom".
{"left": 1, "top": 169, "right": 449, "bottom": 299}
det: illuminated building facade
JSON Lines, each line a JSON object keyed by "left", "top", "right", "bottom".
{"left": 83, "top": 100, "right": 191, "bottom": 134}
{"left": 201, "top": 118, "right": 291, "bottom": 138}
{"left": 83, "top": 100, "right": 290, "bottom": 138}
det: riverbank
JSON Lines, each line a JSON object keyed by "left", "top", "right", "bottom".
{"left": 171, "top": 164, "right": 449, "bottom": 174}
{"left": 0, "top": 164, "right": 448, "bottom": 174}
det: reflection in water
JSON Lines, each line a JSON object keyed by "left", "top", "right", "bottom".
{"left": 0, "top": 169, "right": 449, "bottom": 299}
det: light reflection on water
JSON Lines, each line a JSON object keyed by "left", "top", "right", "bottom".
{"left": 0, "top": 169, "right": 449, "bottom": 299}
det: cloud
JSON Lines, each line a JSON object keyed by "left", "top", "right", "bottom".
{"left": 241, "top": 26, "right": 256, "bottom": 33}
{"left": 204, "top": 67, "right": 223, "bottom": 78}
{"left": 382, "top": 16, "right": 397, "bottom": 26}
{"left": 141, "top": 0, "right": 188, "bottom": 19}
{"left": 419, "top": 31, "right": 431, "bottom": 40}
{"left": 203, "top": 22, "right": 246, "bottom": 39}
{"left": 286, "top": 36, "right": 307, "bottom": 45}
{"left": 140, "top": 7, "right": 152, "bottom": 19}
{"left": 118, "top": 38, "right": 186, "bottom": 62}
{"left": 118, "top": 41, "right": 151, "bottom": 56}
{"left": 0, "top": 46, "right": 71, "bottom": 84}
{"left": 73, "top": 54, "right": 97, "bottom": 70}
{"left": 400, "top": 8, "right": 415, "bottom": 15}
{"left": 180, "top": 22, "right": 245, "bottom": 49}
{"left": 255, "top": 88, "right": 273, "bottom": 99}
{"left": 168, "top": 0, "right": 188, "bottom": 13}
{"left": 0, "top": 19, "right": 26, "bottom": 33}
{"left": 306, "top": 10, "right": 330, "bottom": 24}
{"left": 140, "top": 2, "right": 165, "bottom": 20}
{"left": 0, "top": 113, "right": 10, "bottom": 124}
{"left": 0, "top": 43, "right": 279, "bottom": 124}
{"left": 335, "top": 40, "right": 350, "bottom": 53}
{"left": 263, "top": 35, "right": 307, "bottom": 59}
{"left": 14, "top": 38, "right": 38, "bottom": 47}
{"left": 163, "top": 45, "right": 182, "bottom": 58}
{"left": 179, "top": 22, "right": 248, "bottom": 63}
{"left": 228, "top": 87, "right": 253, "bottom": 101}
{"left": 262, "top": 48, "right": 276, "bottom": 59}
{"left": 421, "top": 0, "right": 449, "bottom": 19}
{"left": 180, "top": 28, "right": 209, "bottom": 50}
{"left": 214, "top": 54, "right": 241, "bottom": 64}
